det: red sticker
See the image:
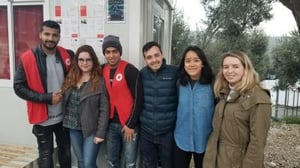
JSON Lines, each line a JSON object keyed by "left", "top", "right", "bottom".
{"left": 55, "top": 6, "right": 61, "bottom": 17}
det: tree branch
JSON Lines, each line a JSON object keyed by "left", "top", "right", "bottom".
{"left": 279, "top": 0, "right": 300, "bottom": 32}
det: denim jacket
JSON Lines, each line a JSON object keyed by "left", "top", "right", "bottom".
{"left": 174, "top": 82, "right": 215, "bottom": 153}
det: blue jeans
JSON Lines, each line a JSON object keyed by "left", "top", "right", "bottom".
{"left": 140, "top": 129, "right": 174, "bottom": 168}
{"left": 69, "top": 129, "right": 101, "bottom": 168}
{"left": 106, "top": 122, "right": 138, "bottom": 168}
{"left": 32, "top": 122, "right": 71, "bottom": 168}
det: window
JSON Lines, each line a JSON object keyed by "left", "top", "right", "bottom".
{"left": 0, "top": 6, "right": 9, "bottom": 79}
{"left": 14, "top": 5, "right": 43, "bottom": 69}
{"left": 153, "top": 15, "right": 164, "bottom": 45}
{"left": 0, "top": 4, "right": 42, "bottom": 81}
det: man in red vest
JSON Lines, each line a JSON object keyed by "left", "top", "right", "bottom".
{"left": 102, "top": 35, "right": 143, "bottom": 168}
{"left": 14, "top": 20, "right": 73, "bottom": 168}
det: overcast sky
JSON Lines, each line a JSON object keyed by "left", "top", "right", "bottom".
{"left": 175, "top": 0, "right": 297, "bottom": 36}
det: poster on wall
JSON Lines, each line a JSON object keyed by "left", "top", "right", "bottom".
{"left": 51, "top": 0, "right": 105, "bottom": 60}
{"left": 107, "top": 0, "right": 125, "bottom": 23}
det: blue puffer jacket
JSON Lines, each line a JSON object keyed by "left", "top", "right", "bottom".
{"left": 140, "top": 60, "right": 178, "bottom": 136}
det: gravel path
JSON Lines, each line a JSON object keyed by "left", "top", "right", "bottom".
{"left": 264, "top": 124, "right": 300, "bottom": 168}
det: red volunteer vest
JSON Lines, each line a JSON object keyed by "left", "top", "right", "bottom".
{"left": 103, "top": 60, "right": 134, "bottom": 126}
{"left": 21, "top": 46, "right": 72, "bottom": 124}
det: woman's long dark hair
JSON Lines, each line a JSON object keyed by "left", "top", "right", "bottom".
{"left": 178, "top": 46, "right": 214, "bottom": 85}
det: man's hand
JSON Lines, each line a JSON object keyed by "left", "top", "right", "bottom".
{"left": 52, "top": 90, "right": 62, "bottom": 105}
{"left": 94, "top": 137, "right": 104, "bottom": 144}
{"left": 122, "top": 125, "right": 135, "bottom": 142}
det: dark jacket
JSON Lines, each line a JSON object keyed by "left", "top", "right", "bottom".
{"left": 14, "top": 45, "right": 74, "bottom": 104}
{"left": 63, "top": 78, "right": 109, "bottom": 138}
{"left": 139, "top": 60, "right": 178, "bottom": 136}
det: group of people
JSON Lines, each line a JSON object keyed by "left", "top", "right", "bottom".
{"left": 14, "top": 20, "right": 272, "bottom": 168}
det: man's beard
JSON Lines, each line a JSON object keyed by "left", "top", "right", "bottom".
{"left": 43, "top": 41, "right": 58, "bottom": 50}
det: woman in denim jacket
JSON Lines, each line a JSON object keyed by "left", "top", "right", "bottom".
{"left": 174, "top": 46, "right": 215, "bottom": 168}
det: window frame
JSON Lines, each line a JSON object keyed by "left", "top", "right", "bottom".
{"left": 0, "top": 1, "right": 46, "bottom": 87}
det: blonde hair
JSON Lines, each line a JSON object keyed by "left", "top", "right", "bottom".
{"left": 214, "top": 51, "right": 261, "bottom": 97}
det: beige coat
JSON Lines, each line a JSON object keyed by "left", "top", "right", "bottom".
{"left": 203, "top": 86, "right": 272, "bottom": 168}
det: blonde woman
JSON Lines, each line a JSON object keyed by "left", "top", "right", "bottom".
{"left": 203, "top": 51, "right": 271, "bottom": 168}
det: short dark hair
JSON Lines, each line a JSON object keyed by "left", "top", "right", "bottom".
{"left": 142, "top": 41, "right": 162, "bottom": 57}
{"left": 40, "top": 20, "right": 60, "bottom": 33}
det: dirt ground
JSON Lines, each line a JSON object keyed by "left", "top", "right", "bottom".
{"left": 264, "top": 123, "right": 300, "bottom": 168}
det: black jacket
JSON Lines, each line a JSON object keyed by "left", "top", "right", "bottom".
{"left": 14, "top": 45, "right": 74, "bottom": 104}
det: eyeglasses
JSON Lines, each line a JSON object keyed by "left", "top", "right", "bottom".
{"left": 78, "top": 58, "right": 93, "bottom": 64}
